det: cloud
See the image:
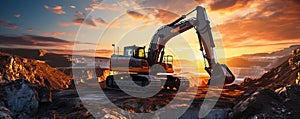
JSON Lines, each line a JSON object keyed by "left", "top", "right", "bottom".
{"left": 15, "top": 14, "right": 21, "bottom": 18}
{"left": 52, "top": 10, "right": 111, "bottom": 29}
{"left": 225, "top": 41, "right": 300, "bottom": 48}
{"left": 0, "top": 20, "right": 19, "bottom": 29}
{"left": 85, "top": 0, "right": 142, "bottom": 12}
{"left": 126, "top": 10, "right": 146, "bottom": 19}
{"left": 72, "top": 18, "right": 85, "bottom": 25}
{"left": 0, "top": 35, "right": 71, "bottom": 48}
{"left": 154, "top": 9, "right": 179, "bottom": 24}
{"left": 92, "top": 0, "right": 103, "bottom": 4}
{"left": 0, "top": 35, "right": 109, "bottom": 57}
{"left": 125, "top": 10, "right": 154, "bottom": 24}
{"left": 82, "top": 0, "right": 198, "bottom": 27}
{"left": 86, "top": 2, "right": 121, "bottom": 11}
{"left": 138, "top": 0, "right": 199, "bottom": 14}
{"left": 44, "top": 5, "right": 66, "bottom": 14}
{"left": 217, "top": 0, "right": 300, "bottom": 48}
{"left": 41, "top": 31, "right": 66, "bottom": 37}
{"left": 5, "top": 24, "right": 19, "bottom": 29}
{"left": 72, "top": 17, "right": 99, "bottom": 28}
{"left": 117, "top": 0, "right": 139, "bottom": 7}
{"left": 58, "top": 22, "right": 70, "bottom": 27}
{"left": 72, "top": 11, "right": 108, "bottom": 28}
{"left": 85, "top": 7, "right": 93, "bottom": 11}
{"left": 0, "top": 35, "right": 94, "bottom": 49}
{"left": 209, "top": 0, "right": 237, "bottom": 10}
{"left": 69, "top": 5, "right": 76, "bottom": 9}
{"left": 27, "top": 28, "right": 33, "bottom": 32}
{"left": 0, "top": 20, "right": 5, "bottom": 25}
{"left": 94, "top": 17, "right": 108, "bottom": 24}
{"left": 75, "top": 11, "right": 85, "bottom": 17}
{"left": 125, "top": 8, "right": 179, "bottom": 25}
{"left": 208, "top": 0, "right": 251, "bottom": 11}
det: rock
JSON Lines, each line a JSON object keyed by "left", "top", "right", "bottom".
{"left": 205, "top": 109, "right": 230, "bottom": 119}
{"left": 230, "top": 89, "right": 288, "bottom": 119}
{"left": 0, "top": 106, "right": 12, "bottom": 119}
{"left": 289, "top": 48, "right": 300, "bottom": 70}
{"left": 36, "top": 86, "right": 52, "bottom": 103}
{"left": 278, "top": 85, "right": 300, "bottom": 118}
{"left": 39, "top": 111, "right": 56, "bottom": 119}
{"left": 36, "top": 89, "right": 96, "bottom": 119}
{"left": 0, "top": 85, "right": 7, "bottom": 107}
{"left": 230, "top": 85, "right": 300, "bottom": 119}
{"left": 224, "top": 84, "right": 244, "bottom": 91}
{"left": 4, "top": 79, "right": 39, "bottom": 119}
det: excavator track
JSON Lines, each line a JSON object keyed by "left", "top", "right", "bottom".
{"left": 105, "top": 74, "right": 189, "bottom": 92}
{"left": 161, "top": 75, "right": 189, "bottom": 90}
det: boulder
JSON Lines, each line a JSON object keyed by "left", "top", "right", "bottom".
{"left": 4, "top": 79, "right": 39, "bottom": 119}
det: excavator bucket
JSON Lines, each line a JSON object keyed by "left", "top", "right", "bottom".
{"left": 209, "top": 63, "right": 235, "bottom": 85}
{"left": 221, "top": 64, "right": 235, "bottom": 84}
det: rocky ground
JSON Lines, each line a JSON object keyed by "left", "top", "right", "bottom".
{"left": 0, "top": 80, "right": 244, "bottom": 119}
{"left": 0, "top": 48, "right": 299, "bottom": 119}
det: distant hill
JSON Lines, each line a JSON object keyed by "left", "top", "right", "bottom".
{"left": 0, "top": 52, "right": 72, "bottom": 89}
{"left": 227, "top": 45, "right": 300, "bottom": 78}
{"left": 0, "top": 48, "right": 110, "bottom": 68}
{"left": 0, "top": 48, "right": 72, "bottom": 67}
{"left": 241, "top": 47, "right": 300, "bottom": 90}
{"left": 227, "top": 45, "right": 300, "bottom": 69}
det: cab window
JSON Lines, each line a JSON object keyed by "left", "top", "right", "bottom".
{"left": 138, "top": 48, "right": 145, "bottom": 58}
{"left": 124, "top": 48, "right": 133, "bottom": 56}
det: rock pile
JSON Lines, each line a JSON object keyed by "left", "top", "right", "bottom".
{"left": 0, "top": 79, "right": 92, "bottom": 119}
{"left": 230, "top": 85, "right": 300, "bottom": 119}
{"left": 0, "top": 52, "right": 72, "bottom": 90}
{"left": 230, "top": 48, "right": 300, "bottom": 118}
{"left": 0, "top": 52, "right": 84, "bottom": 118}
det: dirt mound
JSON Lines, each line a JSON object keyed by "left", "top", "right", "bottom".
{"left": 241, "top": 48, "right": 300, "bottom": 90}
{"left": 0, "top": 52, "right": 72, "bottom": 90}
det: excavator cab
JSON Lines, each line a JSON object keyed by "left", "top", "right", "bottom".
{"left": 123, "top": 45, "right": 174, "bottom": 73}
{"left": 124, "top": 45, "right": 146, "bottom": 59}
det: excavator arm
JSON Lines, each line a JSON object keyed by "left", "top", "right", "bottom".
{"left": 147, "top": 6, "right": 235, "bottom": 84}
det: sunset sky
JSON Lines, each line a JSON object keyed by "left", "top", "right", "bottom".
{"left": 0, "top": 0, "right": 300, "bottom": 61}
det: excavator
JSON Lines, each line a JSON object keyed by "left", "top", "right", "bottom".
{"left": 105, "top": 6, "right": 235, "bottom": 91}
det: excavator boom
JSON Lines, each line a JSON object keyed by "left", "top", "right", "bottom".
{"left": 147, "top": 6, "right": 235, "bottom": 84}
